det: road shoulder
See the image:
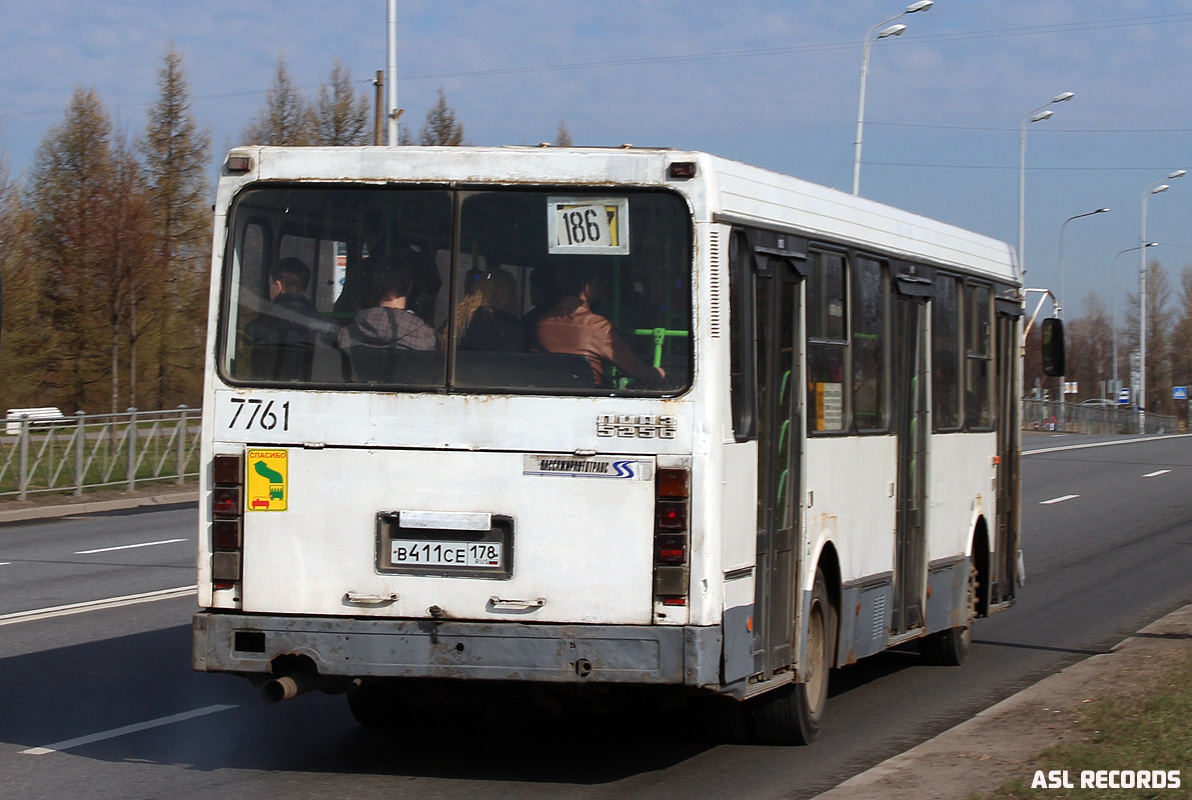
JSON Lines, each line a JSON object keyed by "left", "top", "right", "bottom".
{"left": 814, "top": 604, "right": 1192, "bottom": 800}
{"left": 0, "top": 488, "right": 198, "bottom": 524}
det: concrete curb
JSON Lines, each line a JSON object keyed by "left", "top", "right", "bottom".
{"left": 0, "top": 491, "right": 199, "bottom": 524}
{"left": 813, "top": 604, "right": 1192, "bottom": 800}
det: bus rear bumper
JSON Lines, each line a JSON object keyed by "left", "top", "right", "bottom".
{"left": 192, "top": 611, "right": 723, "bottom": 689}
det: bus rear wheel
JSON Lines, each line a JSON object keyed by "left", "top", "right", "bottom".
{"left": 749, "top": 569, "right": 835, "bottom": 745}
{"left": 919, "top": 562, "right": 978, "bottom": 666}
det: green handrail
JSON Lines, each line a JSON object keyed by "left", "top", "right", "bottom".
{"left": 633, "top": 327, "right": 690, "bottom": 368}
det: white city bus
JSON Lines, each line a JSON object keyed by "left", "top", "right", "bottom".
{"left": 193, "top": 145, "right": 1028, "bottom": 744}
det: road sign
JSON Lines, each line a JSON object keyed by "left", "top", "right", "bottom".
{"left": 1119, "top": 388, "right": 1131, "bottom": 405}
{"left": 1175, "top": 386, "right": 1188, "bottom": 401}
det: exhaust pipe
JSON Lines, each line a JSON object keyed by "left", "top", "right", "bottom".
{"left": 261, "top": 671, "right": 326, "bottom": 705}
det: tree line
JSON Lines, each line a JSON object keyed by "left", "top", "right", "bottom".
{"left": 9, "top": 48, "right": 1175, "bottom": 420}
{"left": 0, "top": 51, "right": 549, "bottom": 415}
{"left": 1027, "top": 258, "right": 1192, "bottom": 419}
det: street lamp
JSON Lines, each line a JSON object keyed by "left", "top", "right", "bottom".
{"left": 1055, "top": 206, "right": 1109, "bottom": 419}
{"left": 1111, "top": 243, "right": 1158, "bottom": 399}
{"left": 1139, "top": 170, "right": 1185, "bottom": 431}
{"left": 1017, "top": 92, "right": 1074, "bottom": 279}
{"left": 852, "top": 0, "right": 933, "bottom": 196}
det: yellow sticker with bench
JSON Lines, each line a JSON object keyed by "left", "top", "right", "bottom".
{"left": 246, "top": 449, "right": 288, "bottom": 511}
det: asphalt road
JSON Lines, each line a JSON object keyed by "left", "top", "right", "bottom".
{"left": 2, "top": 433, "right": 1191, "bottom": 800}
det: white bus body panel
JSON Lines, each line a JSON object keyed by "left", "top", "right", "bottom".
{"left": 802, "top": 436, "right": 898, "bottom": 589}
{"left": 927, "top": 432, "right": 997, "bottom": 557}
{"left": 237, "top": 447, "right": 656, "bottom": 624}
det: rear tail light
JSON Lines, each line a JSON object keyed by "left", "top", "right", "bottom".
{"left": 654, "top": 467, "right": 690, "bottom": 608}
{"left": 211, "top": 453, "right": 244, "bottom": 589}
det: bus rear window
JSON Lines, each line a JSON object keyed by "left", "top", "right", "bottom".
{"left": 219, "top": 187, "right": 692, "bottom": 396}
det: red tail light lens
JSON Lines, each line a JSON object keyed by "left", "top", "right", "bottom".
{"left": 653, "top": 467, "right": 690, "bottom": 610}
{"left": 656, "top": 467, "right": 689, "bottom": 499}
{"left": 211, "top": 452, "right": 245, "bottom": 589}
{"left": 656, "top": 501, "right": 687, "bottom": 531}
{"left": 213, "top": 454, "right": 244, "bottom": 485}
{"left": 212, "top": 487, "right": 242, "bottom": 516}
{"left": 212, "top": 519, "right": 242, "bottom": 551}
{"left": 656, "top": 533, "right": 687, "bottom": 563}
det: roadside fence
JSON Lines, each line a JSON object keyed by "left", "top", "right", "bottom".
{"left": 1023, "top": 399, "right": 1177, "bottom": 435}
{"left": 0, "top": 406, "right": 200, "bottom": 501}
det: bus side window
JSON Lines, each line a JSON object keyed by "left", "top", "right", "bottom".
{"left": 932, "top": 274, "right": 962, "bottom": 431}
{"left": 853, "top": 257, "right": 888, "bottom": 432}
{"left": 807, "top": 251, "right": 849, "bottom": 433}
{"left": 965, "top": 283, "right": 993, "bottom": 429}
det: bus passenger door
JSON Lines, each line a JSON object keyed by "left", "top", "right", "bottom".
{"left": 891, "top": 287, "right": 929, "bottom": 635}
{"left": 752, "top": 259, "right": 802, "bottom": 677}
{"left": 992, "top": 308, "right": 1021, "bottom": 605}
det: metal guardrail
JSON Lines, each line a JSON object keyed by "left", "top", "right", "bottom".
{"left": 0, "top": 406, "right": 200, "bottom": 501}
{"left": 1023, "top": 399, "right": 1177, "bottom": 435}
{"left": 0, "top": 399, "right": 1175, "bottom": 501}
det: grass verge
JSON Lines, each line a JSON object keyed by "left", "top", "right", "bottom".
{"left": 978, "top": 651, "right": 1192, "bottom": 799}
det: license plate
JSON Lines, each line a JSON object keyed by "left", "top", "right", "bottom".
{"left": 390, "top": 540, "right": 503, "bottom": 569}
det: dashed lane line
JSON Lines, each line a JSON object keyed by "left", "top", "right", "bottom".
{"left": 1041, "top": 494, "right": 1079, "bottom": 505}
{"left": 1144, "top": 469, "right": 1172, "bottom": 478}
{"left": 75, "top": 538, "right": 187, "bottom": 555}
{"left": 21, "top": 704, "right": 238, "bottom": 755}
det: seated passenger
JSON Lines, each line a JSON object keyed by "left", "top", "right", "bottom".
{"left": 339, "top": 254, "right": 436, "bottom": 352}
{"left": 454, "top": 269, "right": 526, "bottom": 352}
{"left": 535, "top": 269, "right": 664, "bottom": 388}
{"left": 521, "top": 265, "right": 557, "bottom": 348}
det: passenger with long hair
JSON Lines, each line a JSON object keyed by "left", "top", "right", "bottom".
{"left": 454, "top": 269, "right": 526, "bottom": 352}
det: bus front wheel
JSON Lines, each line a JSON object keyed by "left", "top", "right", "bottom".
{"left": 749, "top": 569, "right": 835, "bottom": 745}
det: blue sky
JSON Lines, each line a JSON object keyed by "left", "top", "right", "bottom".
{"left": 3, "top": 1, "right": 1192, "bottom": 319}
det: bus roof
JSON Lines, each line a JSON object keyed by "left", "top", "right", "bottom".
{"left": 222, "top": 145, "right": 1018, "bottom": 284}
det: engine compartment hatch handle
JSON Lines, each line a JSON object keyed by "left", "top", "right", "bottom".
{"left": 489, "top": 596, "right": 547, "bottom": 611}
{"left": 344, "top": 592, "right": 399, "bottom": 605}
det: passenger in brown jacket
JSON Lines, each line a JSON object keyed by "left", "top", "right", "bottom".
{"left": 535, "top": 269, "right": 665, "bottom": 388}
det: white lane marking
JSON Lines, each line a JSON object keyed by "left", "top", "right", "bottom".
{"left": 75, "top": 538, "right": 187, "bottom": 555}
{"left": 1025, "top": 434, "right": 1192, "bottom": 456}
{"left": 0, "top": 562, "right": 10, "bottom": 566}
{"left": 1041, "top": 494, "right": 1079, "bottom": 505}
{"left": 21, "top": 704, "right": 238, "bottom": 755}
{"left": 1144, "top": 469, "right": 1172, "bottom": 478}
{"left": 0, "top": 586, "right": 197, "bottom": 627}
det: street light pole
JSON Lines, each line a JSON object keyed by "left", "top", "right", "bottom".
{"left": 1017, "top": 93, "right": 1074, "bottom": 280}
{"left": 852, "top": 1, "right": 933, "bottom": 196}
{"left": 1139, "top": 170, "right": 1185, "bottom": 432}
{"left": 387, "top": 0, "right": 399, "bottom": 145}
{"left": 1056, "top": 207, "right": 1109, "bottom": 421}
{"left": 1111, "top": 243, "right": 1157, "bottom": 398}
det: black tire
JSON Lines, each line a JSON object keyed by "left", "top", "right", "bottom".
{"left": 750, "top": 569, "right": 836, "bottom": 745}
{"left": 920, "top": 562, "right": 978, "bottom": 666}
{"left": 346, "top": 680, "right": 409, "bottom": 728}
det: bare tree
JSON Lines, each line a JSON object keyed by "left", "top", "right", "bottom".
{"left": 311, "top": 60, "right": 371, "bottom": 146}
{"left": 242, "top": 56, "right": 311, "bottom": 146}
{"left": 25, "top": 88, "right": 117, "bottom": 411}
{"left": 140, "top": 47, "right": 212, "bottom": 407}
{"left": 418, "top": 89, "right": 467, "bottom": 146}
{"left": 1122, "top": 258, "right": 1177, "bottom": 414}
{"left": 554, "top": 119, "right": 573, "bottom": 147}
{"left": 0, "top": 146, "right": 43, "bottom": 411}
